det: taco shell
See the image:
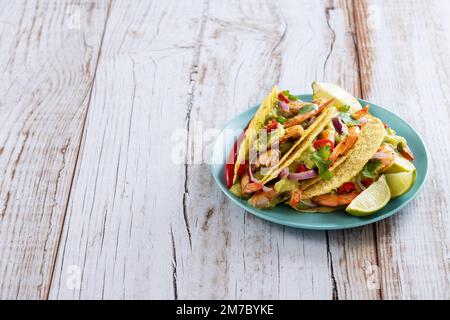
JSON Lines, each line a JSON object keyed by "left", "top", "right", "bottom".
{"left": 301, "top": 115, "right": 385, "bottom": 200}
{"left": 233, "top": 86, "right": 280, "bottom": 183}
{"left": 260, "top": 106, "right": 337, "bottom": 185}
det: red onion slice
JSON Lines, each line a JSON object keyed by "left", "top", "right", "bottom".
{"left": 359, "top": 117, "right": 368, "bottom": 124}
{"left": 278, "top": 168, "right": 289, "bottom": 178}
{"left": 355, "top": 175, "right": 366, "bottom": 192}
{"left": 248, "top": 163, "right": 272, "bottom": 192}
{"left": 288, "top": 169, "right": 317, "bottom": 181}
{"left": 332, "top": 115, "right": 345, "bottom": 134}
{"left": 278, "top": 101, "right": 290, "bottom": 111}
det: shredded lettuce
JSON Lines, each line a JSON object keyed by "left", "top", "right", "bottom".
{"left": 229, "top": 183, "right": 243, "bottom": 197}
{"left": 386, "top": 127, "right": 396, "bottom": 135}
{"left": 339, "top": 105, "right": 351, "bottom": 112}
{"left": 362, "top": 159, "right": 382, "bottom": 179}
{"left": 296, "top": 146, "right": 316, "bottom": 169}
{"left": 265, "top": 107, "right": 279, "bottom": 121}
{"left": 339, "top": 112, "right": 361, "bottom": 126}
{"left": 384, "top": 132, "right": 407, "bottom": 148}
{"left": 274, "top": 179, "right": 297, "bottom": 193}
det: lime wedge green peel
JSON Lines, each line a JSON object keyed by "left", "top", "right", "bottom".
{"left": 346, "top": 175, "right": 391, "bottom": 216}
{"left": 385, "top": 171, "right": 416, "bottom": 198}
{"left": 383, "top": 156, "right": 416, "bottom": 173}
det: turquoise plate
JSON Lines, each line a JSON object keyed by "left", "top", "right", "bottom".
{"left": 211, "top": 95, "right": 429, "bottom": 230}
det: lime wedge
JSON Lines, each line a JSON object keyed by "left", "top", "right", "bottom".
{"left": 312, "top": 81, "right": 362, "bottom": 113}
{"left": 346, "top": 175, "right": 391, "bottom": 216}
{"left": 385, "top": 171, "right": 416, "bottom": 198}
{"left": 383, "top": 155, "right": 416, "bottom": 173}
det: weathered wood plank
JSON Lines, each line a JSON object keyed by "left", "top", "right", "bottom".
{"left": 49, "top": 0, "right": 205, "bottom": 299}
{"left": 325, "top": 0, "right": 380, "bottom": 300}
{"left": 0, "top": 0, "right": 110, "bottom": 299}
{"left": 46, "top": 0, "right": 450, "bottom": 299}
{"left": 354, "top": 0, "right": 450, "bottom": 299}
{"left": 48, "top": 0, "right": 384, "bottom": 299}
{"left": 171, "top": 0, "right": 376, "bottom": 299}
{"left": 176, "top": 0, "right": 332, "bottom": 300}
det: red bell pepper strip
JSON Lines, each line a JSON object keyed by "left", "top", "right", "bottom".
{"left": 361, "top": 178, "right": 373, "bottom": 188}
{"left": 296, "top": 163, "right": 308, "bottom": 173}
{"left": 314, "top": 138, "right": 335, "bottom": 151}
{"left": 338, "top": 182, "right": 356, "bottom": 195}
{"left": 265, "top": 119, "right": 278, "bottom": 130}
{"left": 278, "top": 92, "right": 290, "bottom": 104}
{"left": 398, "top": 144, "right": 415, "bottom": 161}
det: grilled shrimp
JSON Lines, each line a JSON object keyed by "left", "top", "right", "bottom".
{"left": 279, "top": 101, "right": 315, "bottom": 117}
{"left": 240, "top": 172, "right": 262, "bottom": 194}
{"left": 284, "top": 99, "right": 334, "bottom": 128}
{"left": 398, "top": 144, "right": 415, "bottom": 161}
{"left": 375, "top": 144, "right": 396, "bottom": 168}
{"left": 250, "top": 189, "right": 279, "bottom": 208}
{"left": 329, "top": 126, "right": 360, "bottom": 163}
{"left": 278, "top": 125, "right": 304, "bottom": 145}
{"left": 351, "top": 105, "right": 369, "bottom": 119}
{"left": 315, "top": 98, "right": 334, "bottom": 114}
{"left": 258, "top": 149, "right": 281, "bottom": 168}
{"left": 311, "top": 191, "right": 359, "bottom": 207}
{"left": 284, "top": 110, "right": 317, "bottom": 128}
{"left": 289, "top": 188, "right": 303, "bottom": 208}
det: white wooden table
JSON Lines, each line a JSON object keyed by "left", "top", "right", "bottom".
{"left": 0, "top": 0, "right": 449, "bottom": 300}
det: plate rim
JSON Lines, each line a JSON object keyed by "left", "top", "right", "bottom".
{"left": 210, "top": 95, "right": 429, "bottom": 230}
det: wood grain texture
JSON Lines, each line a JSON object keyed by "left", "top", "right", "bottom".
{"left": 178, "top": 0, "right": 335, "bottom": 299}
{"left": 323, "top": 0, "right": 380, "bottom": 300}
{"left": 0, "top": 0, "right": 110, "bottom": 299}
{"left": 0, "top": 0, "right": 448, "bottom": 300}
{"left": 48, "top": 0, "right": 381, "bottom": 299}
{"left": 354, "top": 0, "right": 450, "bottom": 299}
{"left": 49, "top": 0, "right": 205, "bottom": 299}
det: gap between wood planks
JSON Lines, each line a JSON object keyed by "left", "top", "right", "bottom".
{"left": 178, "top": 0, "right": 210, "bottom": 299}
{"left": 182, "top": 0, "right": 211, "bottom": 250}
{"left": 324, "top": 0, "right": 339, "bottom": 300}
{"left": 44, "top": 0, "right": 113, "bottom": 300}
{"left": 43, "top": 0, "right": 381, "bottom": 300}
{"left": 150, "top": 0, "right": 379, "bottom": 300}
{"left": 179, "top": 0, "right": 380, "bottom": 300}
{"left": 349, "top": 0, "right": 382, "bottom": 300}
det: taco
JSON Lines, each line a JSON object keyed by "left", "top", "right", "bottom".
{"left": 243, "top": 98, "right": 369, "bottom": 209}
{"left": 228, "top": 86, "right": 335, "bottom": 204}
{"left": 288, "top": 115, "right": 385, "bottom": 211}
{"left": 289, "top": 105, "right": 372, "bottom": 191}
{"left": 225, "top": 82, "right": 416, "bottom": 215}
